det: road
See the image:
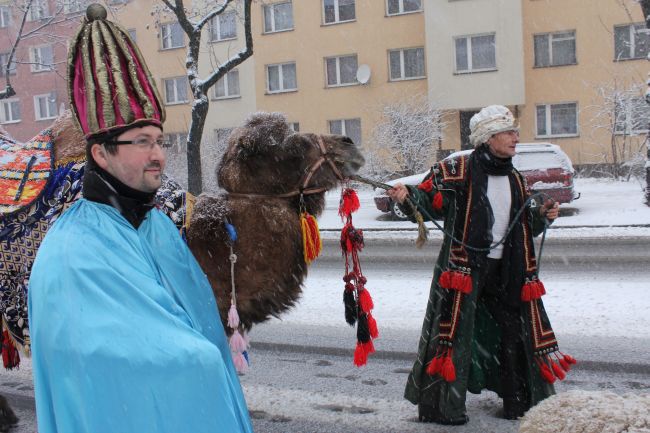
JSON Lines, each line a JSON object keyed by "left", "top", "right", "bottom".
{"left": 1, "top": 233, "right": 648, "bottom": 432}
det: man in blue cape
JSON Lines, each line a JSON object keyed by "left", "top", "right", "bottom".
{"left": 28, "top": 5, "right": 253, "bottom": 432}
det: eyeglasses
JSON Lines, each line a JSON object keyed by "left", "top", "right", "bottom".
{"left": 109, "top": 137, "right": 172, "bottom": 150}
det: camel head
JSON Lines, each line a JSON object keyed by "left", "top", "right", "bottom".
{"left": 217, "top": 112, "right": 364, "bottom": 215}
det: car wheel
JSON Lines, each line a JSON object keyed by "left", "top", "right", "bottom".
{"left": 390, "top": 200, "right": 409, "bottom": 221}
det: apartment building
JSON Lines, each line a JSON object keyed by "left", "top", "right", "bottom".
{"left": 1, "top": 0, "right": 647, "bottom": 189}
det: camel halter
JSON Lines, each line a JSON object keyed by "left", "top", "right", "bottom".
{"left": 226, "top": 136, "right": 344, "bottom": 199}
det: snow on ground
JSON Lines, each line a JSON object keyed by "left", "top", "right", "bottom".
{"left": 318, "top": 177, "right": 650, "bottom": 230}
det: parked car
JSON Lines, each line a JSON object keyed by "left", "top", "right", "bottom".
{"left": 374, "top": 142, "right": 579, "bottom": 220}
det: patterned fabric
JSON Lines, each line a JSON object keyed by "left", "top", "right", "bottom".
{"left": 0, "top": 131, "right": 54, "bottom": 215}
{"left": 0, "top": 160, "right": 85, "bottom": 353}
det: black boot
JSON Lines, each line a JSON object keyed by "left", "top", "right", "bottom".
{"left": 418, "top": 404, "right": 469, "bottom": 425}
{"left": 501, "top": 343, "right": 529, "bottom": 420}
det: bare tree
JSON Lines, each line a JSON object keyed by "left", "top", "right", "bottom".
{"left": 369, "top": 95, "right": 448, "bottom": 179}
{"left": 157, "top": 0, "right": 253, "bottom": 194}
{"left": 588, "top": 79, "right": 649, "bottom": 178}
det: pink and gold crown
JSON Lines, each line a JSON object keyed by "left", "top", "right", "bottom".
{"left": 67, "top": 4, "right": 166, "bottom": 141}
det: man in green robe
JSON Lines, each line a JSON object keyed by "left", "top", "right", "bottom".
{"left": 388, "top": 105, "right": 572, "bottom": 425}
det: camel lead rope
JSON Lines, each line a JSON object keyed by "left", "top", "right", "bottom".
{"left": 225, "top": 223, "right": 249, "bottom": 373}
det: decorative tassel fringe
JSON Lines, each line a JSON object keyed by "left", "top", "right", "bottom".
{"left": 229, "top": 330, "right": 248, "bottom": 353}
{"left": 227, "top": 304, "right": 240, "bottom": 329}
{"left": 536, "top": 357, "right": 556, "bottom": 384}
{"left": 521, "top": 278, "right": 546, "bottom": 301}
{"left": 418, "top": 178, "right": 433, "bottom": 192}
{"left": 367, "top": 313, "right": 379, "bottom": 339}
{"left": 339, "top": 188, "right": 360, "bottom": 217}
{"left": 414, "top": 210, "right": 428, "bottom": 249}
{"left": 2, "top": 330, "right": 19, "bottom": 370}
{"left": 426, "top": 347, "right": 456, "bottom": 382}
{"left": 432, "top": 191, "right": 443, "bottom": 211}
{"left": 353, "top": 340, "right": 375, "bottom": 367}
{"left": 536, "top": 352, "right": 574, "bottom": 383}
{"left": 300, "top": 211, "right": 322, "bottom": 264}
{"left": 233, "top": 353, "right": 249, "bottom": 373}
{"left": 551, "top": 360, "right": 566, "bottom": 380}
{"left": 343, "top": 285, "right": 357, "bottom": 326}
{"left": 358, "top": 289, "right": 374, "bottom": 313}
{"left": 438, "top": 270, "right": 472, "bottom": 294}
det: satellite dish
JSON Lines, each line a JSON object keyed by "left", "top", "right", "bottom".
{"left": 356, "top": 64, "right": 371, "bottom": 85}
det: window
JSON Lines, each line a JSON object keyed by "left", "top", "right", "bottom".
{"left": 0, "top": 6, "right": 10, "bottom": 28}
{"left": 323, "top": 0, "right": 355, "bottom": 24}
{"left": 30, "top": 45, "right": 54, "bottom": 72}
{"left": 263, "top": 2, "right": 293, "bottom": 33}
{"left": 34, "top": 93, "right": 58, "bottom": 120}
{"left": 329, "top": 118, "right": 361, "bottom": 145}
{"left": 213, "top": 70, "right": 240, "bottom": 99}
{"left": 163, "top": 77, "right": 188, "bottom": 104}
{"left": 266, "top": 62, "right": 297, "bottom": 93}
{"left": 326, "top": 54, "right": 358, "bottom": 87}
{"left": 63, "top": 0, "right": 88, "bottom": 13}
{"left": 389, "top": 47, "right": 425, "bottom": 80}
{"left": 289, "top": 122, "right": 300, "bottom": 132}
{"left": 454, "top": 33, "right": 496, "bottom": 73}
{"left": 28, "top": 0, "right": 50, "bottom": 21}
{"left": 534, "top": 31, "right": 576, "bottom": 67}
{"left": 536, "top": 103, "right": 578, "bottom": 137}
{"left": 109, "top": 0, "right": 129, "bottom": 4}
{"left": 614, "top": 23, "right": 650, "bottom": 61}
{"left": 160, "top": 22, "right": 184, "bottom": 50}
{"left": 614, "top": 97, "right": 650, "bottom": 134}
{"left": 0, "top": 53, "right": 16, "bottom": 76}
{"left": 386, "top": 0, "right": 421, "bottom": 15}
{"left": 0, "top": 99, "right": 20, "bottom": 124}
{"left": 164, "top": 132, "right": 188, "bottom": 154}
{"left": 210, "top": 11, "right": 237, "bottom": 42}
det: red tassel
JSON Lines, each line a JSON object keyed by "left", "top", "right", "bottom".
{"left": 353, "top": 342, "right": 368, "bottom": 367}
{"left": 536, "top": 358, "right": 556, "bottom": 384}
{"left": 441, "top": 350, "right": 456, "bottom": 382}
{"left": 521, "top": 281, "right": 533, "bottom": 302}
{"left": 2, "top": 330, "right": 20, "bottom": 370}
{"left": 426, "top": 348, "right": 445, "bottom": 376}
{"left": 418, "top": 178, "right": 433, "bottom": 192}
{"left": 358, "top": 289, "right": 374, "bottom": 313}
{"left": 367, "top": 313, "right": 379, "bottom": 339}
{"left": 562, "top": 353, "right": 577, "bottom": 365}
{"left": 551, "top": 360, "right": 566, "bottom": 380}
{"left": 459, "top": 273, "right": 472, "bottom": 294}
{"left": 439, "top": 270, "right": 452, "bottom": 288}
{"left": 432, "top": 191, "right": 443, "bottom": 211}
{"left": 339, "top": 188, "right": 360, "bottom": 217}
{"left": 363, "top": 340, "right": 375, "bottom": 356}
{"left": 537, "top": 280, "right": 547, "bottom": 297}
{"left": 558, "top": 357, "right": 570, "bottom": 371}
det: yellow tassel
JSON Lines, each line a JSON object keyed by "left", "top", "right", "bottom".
{"left": 300, "top": 212, "right": 322, "bottom": 264}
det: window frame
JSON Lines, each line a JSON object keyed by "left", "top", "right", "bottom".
{"left": 63, "top": 0, "right": 88, "bottom": 14}
{"left": 160, "top": 22, "right": 185, "bottom": 50}
{"left": 533, "top": 30, "right": 577, "bottom": 68}
{"left": 163, "top": 77, "right": 189, "bottom": 105}
{"left": 265, "top": 62, "right": 298, "bottom": 94}
{"left": 325, "top": 54, "right": 359, "bottom": 87}
{"left": 453, "top": 32, "right": 497, "bottom": 74}
{"left": 30, "top": 45, "right": 54, "bottom": 73}
{"left": 263, "top": 1, "right": 294, "bottom": 34}
{"left": 614, "top": 23, "right": 650, "bottom": 61}
{"left": 0, "top": 98, "right": 20, "bottom": 124}
{"left": 209, "top": 10, "right": 237, "bottom": 42}
{"left": 212, "top": 69, "right": 241, "bottom": 100}
{"left": 535, "top": 102, "right": 579, "bottom": 138}
{"left": 323, "top": 0, "right": 356, "bottom": 25}
{"left": 0, "top": 5, "right": 11, "bottom": 28}
{"left": 614, "top": 97, "right": 650, "bottom": 135}
{"left": 386, "top": 0, "right": 422, "bottom": 16}
{"left": 388, "top": 47, "right": 426, "bottom": 81}
{"left": 27, "top": 0, "right": 50, "bottom": 21}
{"left": 0, "top": 52, "right": 17, "bottom": 77}
{"left": 33, "top": 93, "right": 58, "bottom": 121}
{"left": 328, "top": 118, "right": 362, "bottom": 145}
{"left": 163, "top": 132, "right": 188, "bottom": 154}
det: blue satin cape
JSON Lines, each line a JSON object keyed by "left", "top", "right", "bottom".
{"left": 28, "top": 199, "right": 253, "bottom": 433}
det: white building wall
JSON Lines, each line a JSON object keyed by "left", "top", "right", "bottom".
{"left": 425, "top": 0, "right": 525, "bottom": 110}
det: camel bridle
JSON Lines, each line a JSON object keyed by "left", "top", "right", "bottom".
{"left": 226, "top": 135, "right": 344, "bottom": 199}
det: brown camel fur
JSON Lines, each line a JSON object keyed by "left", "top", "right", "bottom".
{"left": 187, "top": 112, "right": 365, "bottom": 331}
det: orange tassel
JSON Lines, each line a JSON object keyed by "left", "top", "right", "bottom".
{"left": 300, "top": 212, "right": 322, "bottom": 264}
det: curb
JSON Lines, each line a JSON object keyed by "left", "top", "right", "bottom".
{"left": 250, "top": 341, "right": 650, "bottom": 375}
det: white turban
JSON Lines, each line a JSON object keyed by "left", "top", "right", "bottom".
{"left": 468, "top": 105, "right": 519, "bottom": 147}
